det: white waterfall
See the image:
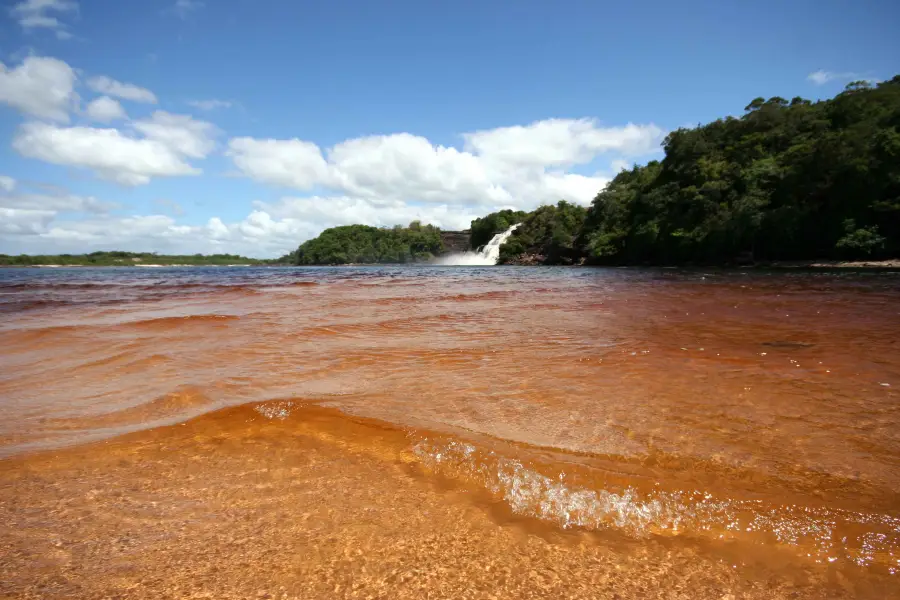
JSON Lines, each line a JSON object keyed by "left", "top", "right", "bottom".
{"left": 436, "top": 224, "right": 520, "bottom": 266}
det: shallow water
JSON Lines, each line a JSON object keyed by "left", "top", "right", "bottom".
{"left": 1, "top": 265, "right": 899, "bottom": 598}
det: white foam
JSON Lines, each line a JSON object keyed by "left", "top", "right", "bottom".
{"left": 412, "top": 437, "right": 900, "bottom": 569}
{"left": 437, "top": 224, "right": 520, "bottom": 266}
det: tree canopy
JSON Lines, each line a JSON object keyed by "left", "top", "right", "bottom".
{"left": 498, "top": 201, "right": 587, "bottom": 264}
{"left": 294, "top": 222, "right": 442, "bottom": 265}
{"left": 497, "top": 77, "right": 900, "bottom": 265}
{"left": 577, "top": 77, "right": 900, "bottom": 264}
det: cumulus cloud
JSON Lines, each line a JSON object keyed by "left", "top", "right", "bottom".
{"left": 12, "top": 111, "right": 217, "bottom": 185}
{"left": 227, "top": 138, "right": 331, "bottom": 190}
{"left": 10, "top": 0, "right": 77, "bottom": 38}
{"left": 463, "top": 119, "right": 663, "bottom": 168}
{"left": 86, "top": 75, "right": 157, "bottom": 103}
{"left": 0, "top": 56, "right": 78, "bottom": 121}
{"left": 133, "top": 111, "right": 217, "bottom": 158}
{"left": 84, "top": 95, "right": 127, "bottom": 122}
{"left": 0, "top": 175, "right": 15, "bottom": 192}
{"left": 226, "top": 119, "right": 663, "bottom": 210}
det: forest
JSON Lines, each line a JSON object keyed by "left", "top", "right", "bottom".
{"left": 0, "top": 251, "right": 268, "bottom": 267}
{"left": 494, "top": 76, "right": 900, "bottom": 265}
{"left": 292, "top": 222, "right": 442, "bottom": 265}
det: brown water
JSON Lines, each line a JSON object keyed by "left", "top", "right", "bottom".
{"left": 1, "top": 266, "right": 899, "bottom": 599}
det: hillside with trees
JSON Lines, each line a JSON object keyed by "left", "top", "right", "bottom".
{"left": 498, "top": 202, "right": 587, "bottom": 264}
{"left": 293, "top": 222, "right": 442, "bottom": 265}
{"left": 499, "top": 77, "right": 900, "bottom": 265}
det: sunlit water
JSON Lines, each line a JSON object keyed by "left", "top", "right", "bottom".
{"left": 2, "top": 265, "right": 899, "bottom": 598}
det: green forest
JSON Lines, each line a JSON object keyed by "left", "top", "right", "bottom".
{"left": 493, "top": 76, "right": 900, "bottom": 265}
{"left": 0, "top": 251, "right": 268, "bottom": 267}
{"left": 291, "top": 222, "right": 442, "bottom": 265}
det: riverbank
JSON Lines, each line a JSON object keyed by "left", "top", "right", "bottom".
{"left": 499, "top": 255, "right": 900, "bottom": 269}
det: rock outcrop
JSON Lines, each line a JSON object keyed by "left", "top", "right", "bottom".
{"left": 439, "top": 231, "right": 471, "bottom": 255}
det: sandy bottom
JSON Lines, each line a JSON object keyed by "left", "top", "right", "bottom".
{"left": 2, "top": 403, "right": 890, "bottom": 600}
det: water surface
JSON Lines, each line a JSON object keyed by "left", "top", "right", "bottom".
{"left": 1, "top": 266, "right": 899, "bottom": 598}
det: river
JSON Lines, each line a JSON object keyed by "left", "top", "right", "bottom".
{"left": 1, "top": 266, "right": 898, "bottom": 598}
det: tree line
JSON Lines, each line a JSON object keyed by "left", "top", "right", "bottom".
{"left": 291, "top": 221, "right": 442, "bottom": 265}
{"left": 493, "top": 76, "right": 900, "bottom": 265}
{"left": 0, "top": 251, "right": 269, "bottom": 267}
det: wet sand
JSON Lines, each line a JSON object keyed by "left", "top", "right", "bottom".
{"left": 3, "top": 402, "right": 889, "bottom": 600}
{"left": 1, "top": 266, "right": 899, "bottom": 598}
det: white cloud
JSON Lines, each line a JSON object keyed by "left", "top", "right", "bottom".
{"left": 133, "top": 111, "right": 217, "bottom": 159}
{"left": 463, "top": 119, "right": 663, "bottom": 167}
{"left": 806, "top": 70, "right": 878, "bottom": 86}
{"left": 227, "top": 137, "right": 331, "bottom": 190}
{"left": 610, "top": 159, "right": 630, "bottom": 173}
{"left": 0, "top": 208, "right": 56, "bottom": 236}
{"left": 11, "top": 0, "right": 77, "bottom": 38}
{"left": 87, "top": 75, "right": 157, "bottom": 103}
{"left": 0, "top": 190, "right": 117, "bottom": 213}
{"left": 172, "top": 0, "right": 203, "bottom": 18}
{"left": 0, "top": 176, "right": 15, "bottom": 192}
{"left": 13, "top": 111, "right": 217, "bottom": 185}
{"left": 327, "top": 133, "right": 511, "bottom": 205}
{"left": 187, "top": 99, "right": 232, "bottom": 110}
{"left": 0, "top": 56, "right": 78, "bottom": 121}
{"left": 84, "top": 95, "right": 126, "bottom": 122}
{"left": 227, "top": 119, "right": 663, "bottom": 210}
{"left": 260, "top": 196, "right": 480, "bottom": 232}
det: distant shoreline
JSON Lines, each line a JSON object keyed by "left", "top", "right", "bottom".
{"left": 2, "top": 259, "right": 899, "bottom": 269}
{"left": 0, "top": 263, "right": 282, "bottom": 268}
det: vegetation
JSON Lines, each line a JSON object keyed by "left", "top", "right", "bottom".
{"left": 498, "top": 201, "right": 587, "bottom": 264}
{"left": 469, "top": 210, "right": 529, "bottom": 249}
{"left": 294, "top": 221, "right": 442, "bottom": 265}
{"left": 500, "top": 77, "right": 900, "bottom": 265}
{"left": 0, "top": 251, "right": 269, "bottom": 267}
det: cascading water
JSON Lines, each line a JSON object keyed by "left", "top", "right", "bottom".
{"left": 436, "top": 224, "right": 520, "bottom": 266}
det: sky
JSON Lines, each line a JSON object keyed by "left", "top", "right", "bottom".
{"left": 0, "top": 0, "right": 898, "bottom": 258}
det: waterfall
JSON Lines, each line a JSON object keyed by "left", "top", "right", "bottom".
{"left": 436, "top": 224, "right": 520, "bottom": 266}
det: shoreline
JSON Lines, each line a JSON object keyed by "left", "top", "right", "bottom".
{"left": 2, "top": 259, "right": 900, "bottom": 270}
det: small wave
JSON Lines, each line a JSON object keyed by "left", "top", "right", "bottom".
{"left": 412, "top": 436, "right": 900, "bottom": 571}
{"left": 253, "top": 400, "right": 296, "bottom": 420}
{"left": 445, "top": 290, "right": 519, "bottom": 302}
{"left": 125, "top": 314, "right": 241, "bottom": 329}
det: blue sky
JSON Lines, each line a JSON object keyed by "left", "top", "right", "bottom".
{"left": 0, "top": 0, "right": 898, "bottom": 257}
